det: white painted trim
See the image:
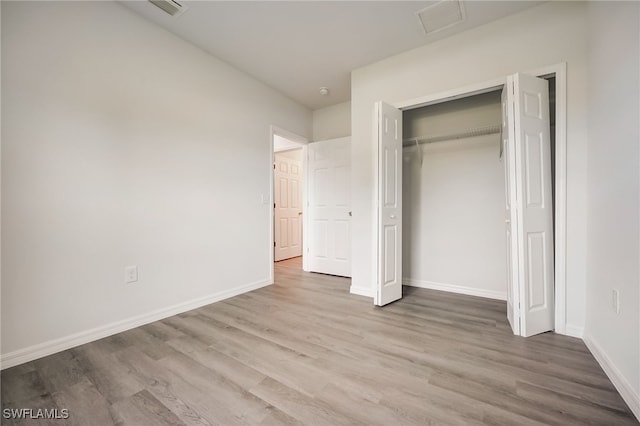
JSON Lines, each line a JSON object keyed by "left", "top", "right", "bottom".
{"left": 395, "top": 77, "right": 506, "bottom": 111}
{"left": 583, "top": 333, "right": 640, "bottom": 421}
{"left": 350, "top": 286, "right": 375, "bottom": 298}
{"left": 373, "top": 102, "right": 381, "bottom": 306}
{"left": 274, "top": 145, "right": 302, "bottom": 153}
{"left": 269, "top": 127, "right": 276, "bottom": 284}
{"left": 301, "top": 144, "right": 309, "bottom": 272}
{"left": 311, "top": 136, "right": 351, "bottom": 145}
{"left": 550, "top": 63, "right": 568, "bottom": 335}
{"left": 564, "top": 324, "right": 584, "bottom": 338}
{"left": 404, "top": 278, "right": 507, "bottom": 301}
{"left": 387, "top": 63, "right": 569, "bottom": 336}
{"left": 520, "top": 63, "right": 568, "bottom": 335}
{"left": 0, "top": 279, "right": 272, "bottom": 370}
{"left": 271, "top": 126, "right": 308, "bottom": 146}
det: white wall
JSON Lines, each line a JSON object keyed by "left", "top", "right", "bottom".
{"left": 312, "top": 101, "right": 351, "bottom": 141}
{"left": 402, "top": 93, "right": 506, "bottom": 299}
{"left": 1, "top": 1, "right": 311, "bottom": 365}
{"left": 584, "top": 1, "right": 640, "bottom": 417}
{"left": 351, "top": 1, "right": 588, "bottom": 331}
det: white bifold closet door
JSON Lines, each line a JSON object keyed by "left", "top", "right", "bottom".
{"left": 503, "top": 73, "right": 555, "bottom": 337}
{"left": 373, "top": 73, "right": 554, "bottom": 337}
{"left": 375, "top": 101, "right": 403, "bottom": 306}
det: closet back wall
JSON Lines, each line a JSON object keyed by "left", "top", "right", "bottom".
{"left": 402, "top": 92, "right": 507, "bottom": 300}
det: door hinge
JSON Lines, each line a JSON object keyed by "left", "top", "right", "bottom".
{"left": 274, "top": 163, "right": 276, "bottom": 169}
{"left": 274, "top": 203, "right": 276, "bottom": 209}
{"left": 274, "top": 241, "right": 276, "bottom": 247}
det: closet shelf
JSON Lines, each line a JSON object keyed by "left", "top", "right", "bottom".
{"left": 402, "top": 124, "right": 501, "bottom": 146}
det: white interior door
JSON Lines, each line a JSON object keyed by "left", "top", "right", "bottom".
{"left": 307, "top": 137, "right": 351, "bottom": 277}
{"left": 505, "top": 73, "right": 555, "bottom": 337}
{"left": 375, "top": 101, "right": 403, "bottom": 306}
{"left": 274, "top": 152, "right": 303, "bottom": 261}
{"left": 502, "top": 84, "right": 520, "bottom": 335}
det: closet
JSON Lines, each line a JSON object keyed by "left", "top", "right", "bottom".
{"left": 402, "top": 91, "right": 508, "bottom": 299}
{"left": 398, "top": 77, "right": 557, "bottom": 332}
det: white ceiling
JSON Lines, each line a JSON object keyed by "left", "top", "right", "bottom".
{"left": 120, "top": 1, "right": 544, "bottom": 110}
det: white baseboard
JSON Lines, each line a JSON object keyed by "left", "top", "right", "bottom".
{"left": 403, "top": 278, "right": 507, "bottom": 301}
{"left": 0, "top": 279, "right": 272, "bottom": 370}
{"left": 350, "top": 286, "right": 374, "bottom": 298}
{"left": 583, "top": 333, "right": 640, "bottom": 421}
{"left": 563, "top": 324, "right": 584, "bottom": 338}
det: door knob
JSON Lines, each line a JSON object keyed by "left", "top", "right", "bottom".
{"left": 390, "top": 214, "right": 396, "bottom": 219}
{"left": 505, "top": 219, "right": 511, "bottom": 223}
{"left": 348, "top": 211, "right": 352, "bottom": 217}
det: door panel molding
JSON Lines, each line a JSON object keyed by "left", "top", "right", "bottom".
{"left": 510, "top": 72, "right": 554, "bottom": 337}
{"left": 307, "top": 137, "right": 352, "bottom": 277}
{"left": 375, "top": 101, "right": 403, "bottom": 306}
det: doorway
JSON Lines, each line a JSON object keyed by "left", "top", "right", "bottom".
{"left": 269, "top": 127, "right": 308, "bottom": 280}
{"left": 273, "top": 134, "right": 305, "bottom": 265}
{"left": 274, "top": 148, "right": 304, "bottom": 262}
{"left": 269, "top": 128, "right": 353, "bottom": 280}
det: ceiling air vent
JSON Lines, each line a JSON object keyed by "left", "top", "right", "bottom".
{"left": 416, "top": 0, "right": 466, "bottom": 35}
{"left": 148, "top": 0, "right": 187, "bottom": 17}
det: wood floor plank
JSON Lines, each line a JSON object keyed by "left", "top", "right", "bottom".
{"left": 248, "top": 377, "right": 355, "bottom": 426}
{"left": 110, "top": 389, "right": 187, "bottom": 426}
{"left": 51, "top": 377, "right": 116, "bottom": 426}
{"left": 1, "top": 392, "right": 61, "bottom": 426}
{"left": 117, "top": 327, "right": 179, "bottom": 361}
{"left": 514, "top": 381, "right": 638, "bottom": 425}
{"left": 186, "top": 315, "right": 331, "bottom": 398}
{"left": 1, "top": 369, "right": 49, "bottom": 406}
{"left": 2, "top": 257, "right": 637, "bottom": 425}
{"left": 32, "top": 349, "right": 87, "bottom": 394}
{"left": 139, "top": 321, "right": 189, "bottom": 342}
{"left": 156, "top": 350, "right": 272, "bottom": 425}
{"left": 71, "top": 344, "right": 146, "bottom": 404}
{"left": 115, "top": 347, "right": 216, "bottom": 426}
{"left": 165, "top": 337, "right": 267, "bottom": 391}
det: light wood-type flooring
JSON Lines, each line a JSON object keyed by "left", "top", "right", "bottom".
{"left": 2, "top": 257, "right": 637, "bottom": 425}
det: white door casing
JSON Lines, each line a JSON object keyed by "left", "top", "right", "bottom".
{"left": 274, "top": 153, "right": 303, "bottom": 261}
{"left": 506, "top": 73, "right": 555, "bottom": 337}
{"left": 376, "top": 101, "right": 403, "bottom": 306}
{"left": 502, "top": 83, "right": 521, "bottom": 336}
{"left": 307, "top": 137, "right": 351, "bottom": 277}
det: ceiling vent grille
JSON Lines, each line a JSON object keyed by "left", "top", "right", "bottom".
{"left": 416, "top": 0, "right": 466, "bottom": 35}
{"left": 148, "top": 0, "right": 187, "bottom": 17}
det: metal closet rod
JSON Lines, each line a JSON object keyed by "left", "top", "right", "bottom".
{"left": 402, "top": 124, "right": 501, "bottom": 146}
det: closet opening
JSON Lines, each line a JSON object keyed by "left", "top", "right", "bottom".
{"left": 400, "top": 76, "right": 557, "bottom": 320}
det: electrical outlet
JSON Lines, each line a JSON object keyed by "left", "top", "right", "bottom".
{"left": 612, "top": 289, "right": 620, "bottom": 314}
{"left": 125, "top": 265, "right": 138, "bottom": 284}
